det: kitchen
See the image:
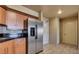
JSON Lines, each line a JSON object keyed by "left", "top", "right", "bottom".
{"left": 1, "top": 5, "right": 79, "bottom": 54}
{"left": 0, "top": 0, "right": 79, "bottom": 59}
{"left": 0, "top": 5, "right": 44, "bottom": 54}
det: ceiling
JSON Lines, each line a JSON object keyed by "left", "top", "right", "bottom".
{"left": 23, "top": 5, "right": 79, "bottom": 18}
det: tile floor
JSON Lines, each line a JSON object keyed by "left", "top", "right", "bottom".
{"left": 40, "top": 44, "right": 79, "bottom": 54}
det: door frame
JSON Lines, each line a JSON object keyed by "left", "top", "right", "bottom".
{"left": 60, "top": 15, "right": 78, "bottom": 48}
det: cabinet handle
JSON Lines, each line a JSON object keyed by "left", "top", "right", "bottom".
{"left": 12, "top": 45, "right": 15, "bottom": 54}
{"left": 6, "top": 48, "right": 8, "bottom": 54}
{"left": 4, "top": 48, "right": 6, "bottom": 54}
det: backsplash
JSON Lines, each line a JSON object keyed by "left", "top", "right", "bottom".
{"left": 0, "top": 25, "right": 7, "bottom": 33}
{"left": 0, "top": 24, "right": 25, "bottom": 38}
{"left": 7, "top": 29, "right": 22, "bottom": 34}
{"left": 0, "top": 28, "right": 23, "bottom": 38}
{"left": 0, "top": 28, "right": 22, "bottom": 34}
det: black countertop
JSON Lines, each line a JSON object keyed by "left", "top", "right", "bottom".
{"left": 0, "top": 28, "right": 28, "bottom": 43}
{"left": 0, "top": 37, "right": 25, "bottom": 43}
{"left": 0, "top": 33, "right": 27, "bottom": 43}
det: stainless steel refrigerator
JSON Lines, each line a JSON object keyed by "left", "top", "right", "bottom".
{"left": 28, "top": 18, "right": 43, "bottom": 54}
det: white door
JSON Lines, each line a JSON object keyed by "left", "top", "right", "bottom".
{"left": 61, "top": 19, "right": 77, "bottom": 45}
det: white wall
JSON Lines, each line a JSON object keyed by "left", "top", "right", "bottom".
{"left": 43, "top": 17, "right": 49, "bottom": 45}
{"left": 49, "top": 17, "right": 60, "bottom": 45}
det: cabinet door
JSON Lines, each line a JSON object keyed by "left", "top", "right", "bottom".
{"left": 0, "top": 40, "right": 14, "bottom": 54}
{"left": 14, "top": 38, "right": 26, "bottom": 54}
{"left": 6, "top": 40, "right": 15, "bottom": 54}
{"left": 0, "top": 42, "right": 6, "bottom": 54}
{"left": 16, "top": 14, "right": 28, "bottom": 29}
{"left": 6, "top": 11, "right": 28, "bottom": 29}
{"left": 6, "top": 11, "right": 17, "bottom": 29}
{"left": 0, "top": 7, "right": 6, "bottom": 24}
{"left": 16, "top": 14, "right": 24, "bottom": 29}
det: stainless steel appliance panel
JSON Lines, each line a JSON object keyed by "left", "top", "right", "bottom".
{"left": 28, "top": 18, "right": 43, "bottom": 54}
{"left": 28, "top": 18, "right": 36, "bottom": 54}
{"left": 36, "top": 22, "right": 43, "bottom": 53}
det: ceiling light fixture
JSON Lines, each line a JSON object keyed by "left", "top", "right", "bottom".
{"left": 57, "top": 9, "right": 62, "bottom": 14}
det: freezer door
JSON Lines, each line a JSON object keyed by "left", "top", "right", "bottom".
{"left": 28, "top": 18, "right": 43, "bottom": 53}
{"left": 36, "top": 22, "right": 43, "bottom": 53}
{"left": 28, "top": 19, "right": 36, "bottom": 54}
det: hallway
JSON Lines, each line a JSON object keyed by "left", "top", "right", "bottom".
{"left": 40, "top": 44, "right": 79, "bottom": 54}
{"left": 25, "top": 5, "right": 79, "bottom": 54}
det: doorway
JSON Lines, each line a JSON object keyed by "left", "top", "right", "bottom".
{"left": 60, "top": 16, "right": 77, "bottom": 46}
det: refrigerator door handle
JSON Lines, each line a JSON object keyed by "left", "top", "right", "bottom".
{"left": 35, "top": 25, "right": 38, "bottom": 39}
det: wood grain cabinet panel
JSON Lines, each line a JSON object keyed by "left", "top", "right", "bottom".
{"left": 0, "top": 7, "right": 6, "bottom": 24}
{"left": 0, "top": 40, "right": 14, "bottom": 54}
{"left": 0, "top": 39, "right": 26, "bottom": 54}
{"left": 16, "top": 13, "right": 28, "bottom": 29}
{"left": 16, "top": 14, "right": 24, "bottom": 29}
{"left": 6, "top": 11, "right": 17, "bottom": 29}
{"left": 6, "top": 10, "right": 28, "bottom": 30}
{"left": 0, "top": 42, "right": 6, "bottom": 54}
{"left": 14, "top": 38, "right": 26, "bottom": 54}
{"left": 5, "top": 40, "right": 15, "bottom": 54}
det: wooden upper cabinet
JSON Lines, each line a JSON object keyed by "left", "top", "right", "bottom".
{"left": 6, "top": 11, "right": 17, "bottom": 29}
{"left": 16, "top": 13, "right": 28, "bottom": 29}
{"left": 6, "top": 10, "right": 28, "bottom": 30}
{"left": 0, "top": 7, "right": 6, "bottom": 24}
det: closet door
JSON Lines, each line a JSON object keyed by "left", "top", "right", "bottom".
{"left": 61, "top": 18, "right": 77, "bottom": 46}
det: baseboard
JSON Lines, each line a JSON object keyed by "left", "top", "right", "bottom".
{"left": 61, "top": 42, "right": 77, "bottom": 47}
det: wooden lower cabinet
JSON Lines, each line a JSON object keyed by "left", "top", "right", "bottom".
{"left": 0, "top": 43, "right": 6, "bottom": 54}
{"left": 0, "top": 38, "right": 26, "bottom": 54}
{"left": 0, "top": 40, "right": 14, "bottom": 54}
{"left": 14, "top": 38, "right": 26, "bottom": 54}
{"left": 6, "top": 40, "right": 15, "bottom": 54}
